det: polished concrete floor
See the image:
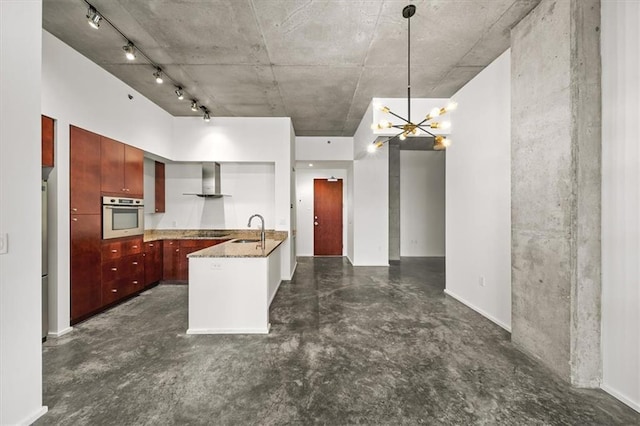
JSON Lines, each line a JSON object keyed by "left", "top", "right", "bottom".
{"left": 38, "top": 257, "right": 639, "bottom": 425}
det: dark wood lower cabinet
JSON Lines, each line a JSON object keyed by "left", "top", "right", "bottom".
{"left": 143, "top": 241, "right": 163, "bottom": 286}
{"left": 70, "top": 214, "right": 102, "bottom": 322}
{"left": 72, "top": 235, "right": 228, "bottom": 322}
{"left": 162, "top": 240, "right": 180, "bottom": 281}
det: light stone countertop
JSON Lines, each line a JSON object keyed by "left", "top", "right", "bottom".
{"left": 188, "top": 238, "right": 285, "bottom": 258}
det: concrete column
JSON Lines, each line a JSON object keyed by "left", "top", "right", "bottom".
{"left": 389, "top": 143, "right": 400, "bottom": 261}
{"left": 511, "top": 0, "right": 601, "bottom": 387}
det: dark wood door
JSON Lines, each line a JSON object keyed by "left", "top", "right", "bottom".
{"left": 41, "top": 115, "right": 54, "bottom": 167}
{"left": 70, "top": 214, "right": 102, "bottom": 321}
{"left": 314, "top": 179, "right": 343, "bottom": 256}
{"left": 100, "top": 136, "right": 125, "bottom": 195}
{"left": 70, "top": 126, "right": 101, "bottom": 214}
{"left": 124, "top": 145, "right": 144, "bottom": 197}
{"left": 154, "top": 161, "right": 165, "bottom": 213}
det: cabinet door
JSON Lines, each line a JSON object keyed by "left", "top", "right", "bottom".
{"left": 100, "top": 136, "right": 125, "bottom": 195}
{"left": 124, "top": 145, "right": 144, "bottom": 197}
{"left": 144, "top": 241, "right": 163, "bottom": 286}
{"left": 70, "top": 214, "right": 102, "bottom": 321}
{"left": 154, "top": 161, "right": 165, "bottom": 213}
{"left": 42, "top": 115, "right": 54, "bottom": 167}
{"left": 162, "top": 240, "right": 180, "bottom": 280}
{"left": 70, "top": 126, "right": 101, "bottom": 214}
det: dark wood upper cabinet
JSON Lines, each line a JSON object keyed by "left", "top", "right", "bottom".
{"left": 125, "top": 145, "right": 144, "bottom": 197}
{"left": 70, "top": 126, "right": 101, "bottom": 215}
{"left": 101, "top": 137, "right": 143, "bottom": 197}
{"left": 154, "top": 161, "right": 165, "bottom": 213}
{"left": 41, "top": 115, "right": 54, "bottom": 168}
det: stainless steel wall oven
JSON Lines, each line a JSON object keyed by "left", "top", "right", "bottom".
{"left": 102, "top": 196, "right": 144, "bottom": 239}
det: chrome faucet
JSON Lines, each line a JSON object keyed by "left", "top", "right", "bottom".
{"left": 247, "top": 214, "right": 265, "bottom": 249}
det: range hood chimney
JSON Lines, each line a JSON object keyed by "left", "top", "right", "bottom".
{"left": 183, "top": 162, "right": 228, "bottom": 198}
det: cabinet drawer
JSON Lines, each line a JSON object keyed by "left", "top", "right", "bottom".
{"left": 122, "top": 237, "right": 143, "bottom": 256}
{"left": 102, "top": 241, "right": 123, "bottom": 260}
{"left": 102, "top": 237, "right": 143, "bottom": 260}
{"left": 102, "top": 279, "right": 126, "bottom": 305}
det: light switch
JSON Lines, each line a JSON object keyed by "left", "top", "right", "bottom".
{"left": 0, "top": 233, "right": 7, "bottom": 255}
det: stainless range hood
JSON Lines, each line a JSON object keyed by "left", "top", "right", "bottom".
{"left": 183, "top": 162, "right": 229, "bottom": 198}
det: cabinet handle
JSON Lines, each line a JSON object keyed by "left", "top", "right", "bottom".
{"left": 111, "top": 289, "right": 118, "bottom": 293}
{"left": 149, "top": 244, "right": 154, "bottom": 247}
{"left": 72, "top": 218, "right": 78, "bottom": 221}
{"left": 132, "top": 262, "right": 138, "bottom": 265}
{"left": 132, "top": 245, "right": 138, "bottom": 249}
{"left": 132, "top": 281, "right": 138, "bottom": 284}
{"left": 155, "top": 208, "right": 159, "bottom": 212}
{"left": 169, "top": 242, "right": 173, "bottom": 245}
{"left": 72, "top": 208, "right": 77, "bottom": 212}
{"left": 111, "top": 249, "right": 118, "bottom": 253}
{"left": 111, "top": 267, "right": 117, "bottom": 271}
{"left": 176, "top": 249, "right": 179, "bottom": 252}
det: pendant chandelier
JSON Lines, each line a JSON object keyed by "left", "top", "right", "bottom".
{"left": 369, "top": 4, "right": 457, "bottom": 152}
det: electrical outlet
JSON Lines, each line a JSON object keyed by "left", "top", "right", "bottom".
{"left": 0, "top": 233, "right": 7, "bottom": 255}
{"left": 479, "top": 276, "right": 485, "bottom": 287}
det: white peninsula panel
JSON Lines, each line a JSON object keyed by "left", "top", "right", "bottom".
{"left": 187, "top": 240, "right": 282, "bottom": 334}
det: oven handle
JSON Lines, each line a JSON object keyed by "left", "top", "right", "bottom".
{"left": 103, "top": 206, "right": 144, "bottom": 210}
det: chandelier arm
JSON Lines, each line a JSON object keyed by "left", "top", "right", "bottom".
{"left": 386, "top": 109, "right": 413, "bottom": 125}
{"left": 416, "top": 126, "right": 437, "bottom": 138}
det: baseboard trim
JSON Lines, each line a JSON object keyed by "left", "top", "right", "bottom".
{"left": 601, "top": 384, "right": 640, "bottom": 413}
{"left": 346, "top": 255, "right": 354, "bottom": 265}
{"left": 443, "top": 289, "right": 511, "bottom": 332}
{"left": 48, "top": 326, "right": 73, "bottom": 338}
{"left": 187, "top": 325, "right": 270, "bottom": 335}
{"left": 16, "top": 405, "right": 48, "bottom": 425}
{"left": 269, "top": 280, "right": 282, "bottom": 306}
{"left": 288, "top": 260, "right": 298, "bottom": 280}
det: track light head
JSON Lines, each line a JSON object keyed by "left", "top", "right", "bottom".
{"left": 87, "top": 6, "right": 102, "bottom": 29}
{"left": 200, "top": 106, "right": 211, "bottom": 122}
{"left": 153, "top": 68, "right": 163, "bottom": 84}
{"left": 123, "top": 42, "right": 136, "bottom": 60}
{"left": 190, "top": 100, "right": 198, "bottom": 112}
{"left": 175, "top": 87, "right": 184, "bottom": 100}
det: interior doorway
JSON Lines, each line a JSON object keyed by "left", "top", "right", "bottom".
{"left": 313, "top": 178, "right": 343, "bottom": 256}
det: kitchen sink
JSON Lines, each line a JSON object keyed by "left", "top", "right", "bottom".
{"left": 232, "top": 239, "right": 261, "bottom": 243}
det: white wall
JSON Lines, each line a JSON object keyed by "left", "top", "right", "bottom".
{"left": 296, "top": 168, "right": 349, "bottom": 256}
{"left": 149, "top": 162, "right": 275, "bottom": 230}
{"left": 352, "top": 103, "right": 389, "bottom": 266}
{"left": 400, "top": 151, "right": 445, "bottom": 256}
{"left": 296, "top": 136, "right": 353, "bottom": 161}
{"left": 445, "top": 49, "right": 512, "bottom": 331}
{"left": 0, "top": 1, "right": 48, "bottom": 424}
{"left": 601, "top": 1, "right": 640, "bottom": 412}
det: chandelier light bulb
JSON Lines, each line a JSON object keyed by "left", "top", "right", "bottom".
{"left": 123, "top": 42, "right": 136, "bottom": 60}
{"left": 446, "top": 101, "right": 458, "bottom": 111}
{"left": 429, "top": 107, "right": 440, "bottom": 119}
{"left": 367, "top": 144, "right": 378, "bottom": 153}
{"left": 399, "top": 133, "right": 407, "bottom": 141}
{"left": 441, "top": 121, "right": 451, "bottom": 130}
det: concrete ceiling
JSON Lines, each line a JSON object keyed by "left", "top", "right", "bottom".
{"left": 43, "top": 0, "right": 540, "bottom": 136}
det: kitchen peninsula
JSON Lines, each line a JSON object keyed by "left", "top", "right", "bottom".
{"left": 179, "top": 231, "right": 287, "bottom": 335}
